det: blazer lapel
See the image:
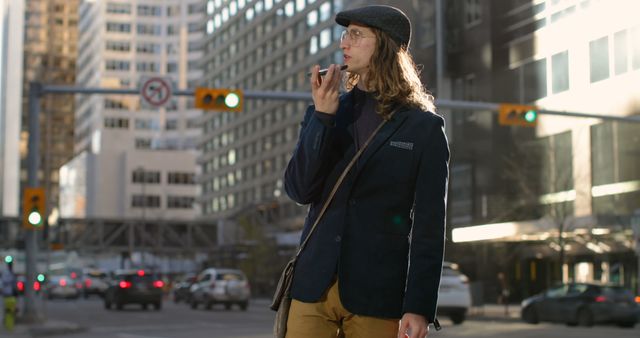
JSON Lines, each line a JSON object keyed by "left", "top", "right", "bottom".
{"left": 353, "top": 108, "right": 410, "bottom": 176}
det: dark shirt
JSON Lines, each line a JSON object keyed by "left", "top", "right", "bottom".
{"left": 314, "top": 86, "right": 383, "bottom": 149}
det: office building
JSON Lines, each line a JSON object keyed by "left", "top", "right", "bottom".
{"left": 60, "top": 0, "right": 204, "bottom": 220}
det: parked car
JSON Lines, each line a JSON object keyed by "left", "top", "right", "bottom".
{"left": 190, "top": 268, "right": 250, "bottom": 311}
{"left": 44, "top": 275, "right": 81, "bottom": 299}
{"left": 436, "top": 262, "right": 472, "bottom": 324}
{"left": 82, "top": 269, "right": 109, "bottom": 298}
{"left": 104, "top": 270, "right": 163, "bottom": 310}
{"left": 521, "top": 282, "right": 639, "bottom": 327}
{"left": 173, "top": 274, "right": 197, "bottom": 303}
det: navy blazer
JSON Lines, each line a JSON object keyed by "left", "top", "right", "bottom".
{"left": 284, "top": 90, "right": 449, "bottom": 322}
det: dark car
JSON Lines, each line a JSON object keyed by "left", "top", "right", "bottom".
{"left": 521, "top": 283, "right": 639, "bottom": 327}
{"left": 172, "top": 274, "right": 196, "bottom": 304}
{"left": 104, "top": 270, "right": 163, "bottom": 311}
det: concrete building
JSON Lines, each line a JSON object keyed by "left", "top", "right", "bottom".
{"left": 437, "top": 0, "right": 640, "bottom": 299}
{"left": 60, "top": 0, "right": 204, "bottom": 220}
{"left": 0, "top": 0, "right": 24, "bottom": 218}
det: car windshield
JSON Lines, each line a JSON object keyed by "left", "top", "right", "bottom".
{"left": 216, "top": 272, "right": 244, "bottom": 281}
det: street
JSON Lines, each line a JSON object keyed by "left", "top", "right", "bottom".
{"left": 7, "top": 297, "right": 639, "bottom": 338}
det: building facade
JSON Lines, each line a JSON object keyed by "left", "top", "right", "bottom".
{"left": 441, "top": 0, "right": 640, "bottom": 299}
{"left": 61, "top": 0, "right": 204, "bottom": 219}
{"left": 0, "top": 0, "right": 24, "bottom": 218}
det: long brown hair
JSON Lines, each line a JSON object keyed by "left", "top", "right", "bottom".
{"left": 345, "top": 29, "right": 436, "bottom": 118}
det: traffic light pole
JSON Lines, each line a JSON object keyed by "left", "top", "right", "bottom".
{"left": 24, "top": 83, "right": 43, "bottom": 322}
{"left": 38, "top": 83, "right": 640, "bottom": 123}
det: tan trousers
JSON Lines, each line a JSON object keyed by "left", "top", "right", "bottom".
{"left": 285, "top": 280, "right": 399, "bottom": 338}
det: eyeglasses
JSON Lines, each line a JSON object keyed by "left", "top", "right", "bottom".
{"left": 340, "top": 29, "right": 375, "bottom": 46}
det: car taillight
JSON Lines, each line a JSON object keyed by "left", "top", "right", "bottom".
{"left": 85, "top": 279, "right": 92, "bottom": 287}
{"left": 60, "top": 278, "right": 67, "bottom": 286}
{"left": 635, "top": 296, "right": 640, "bottom": 303}
{"left": 17, "top": 281, "right": 24, "bottom": 292}
{"left": 119, "top": 281, "right": 132, "bottom": 289}
{"left": 75, "top": 282, "right": 82, "bottom": 289}
{"left": 595, "top": 295, "right": 607, "bottom": 302}
{"left": 33, "top": 281, "right": 41, "bottom": 291}
{"left": 153, "top": 280, "right": 164, "bottom": 288}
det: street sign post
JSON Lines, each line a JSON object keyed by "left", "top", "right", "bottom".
{"left": 139, "top": 76, "right": 173, "bottom": 108}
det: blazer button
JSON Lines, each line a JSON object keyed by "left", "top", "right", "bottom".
{"left": 335, "top": 235, "right": 342, "bottom": 242}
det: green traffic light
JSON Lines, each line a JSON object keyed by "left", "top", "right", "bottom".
{"left": 4, "top": 255, "right": 12, "bottom": 264}
{"left": 224, "top": 93, "right": 240, "bottom": 108}
{"left": 28, "top": 209, "right": 43, "bottom": 226}
{"left": 37, "top": 274, "right": 45, "bottom": 282}
{"left": 524, "top": 110, "right": 537, "bottom": 123}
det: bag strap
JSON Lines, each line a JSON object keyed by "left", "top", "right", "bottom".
{"left": 294, "top": 111, "right": 396, "bottom": 258}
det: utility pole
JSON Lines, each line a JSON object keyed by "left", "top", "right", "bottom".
{"left": 23, "top": 82, "right": 43, "bottom": 322}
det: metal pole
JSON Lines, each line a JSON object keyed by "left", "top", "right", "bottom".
{"left": 24, "top": 82, "right": 43, "bottom": 322}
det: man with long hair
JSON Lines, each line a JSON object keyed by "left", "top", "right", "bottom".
{"left": 283, "top": 5, "right": 449, "bottom": 338}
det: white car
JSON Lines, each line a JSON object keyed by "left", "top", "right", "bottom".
{"left": 437, "top": 262, "right": 472, "bottom": 324}
{"left": 190, "top": 268, "right": 251, "bottom": 311}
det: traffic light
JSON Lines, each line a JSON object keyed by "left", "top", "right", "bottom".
{"left": 23, "top": 187, "right": 46, "bottom": 230}
{"left": 4, "top": 255, "right": 12, "bottom": 264}
{"left": 498, "top": 104, "right": 538, "bottom": 127}
{"left": 194, "top": 87, "right": 243, "bottom": 112}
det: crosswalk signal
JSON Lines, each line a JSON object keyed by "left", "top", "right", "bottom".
{"left": 23, "top": 187, "right": 45, "bottom": 230}
{"left": 194, "top": 88, "right": 243, "bottom": 112}
{"left": 499, "top": 104, "right": 538, "bottom": 127}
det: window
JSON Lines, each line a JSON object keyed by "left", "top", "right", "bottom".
{"left": 136, "top": 62, "right": 160, "bottom": 72}
{"left": 632, "top": 26, "right": 640, "bottom": 70}
{"left": 132, "top": 170, "right": 161, "bottom": 184}
{"left": 136, "top": 43, "right": 160, "bottom": 54}
{"left": 166, "top": 119, "right": 178, "bottom": 130}
{"left": 134, "top": 119, "right": 160, "bottom": 130}
{"left": 310, "top": 35, "right": 318, "bottom": 54}
{"left": 137, "top": 5, "right": 162, "bottom": 16}
{"left": 103, "top": 117, "right": 129, "bottom": 129}
{"left": 167, "top": 196, "right": 195, "bottom": 209}
{"left": 167, "top": 62, "right": 178, "bottom": 73}
{"left": 319, "top": 2, "right": 331, "bottom": 21}
{"left": 589, "top": 36, "right": 609, "bottom": 83}
{"left": 105, "top": 40, "right": 130, "bottom": 52}
{"left": 106, "top": 3, "right": 131, "bottom": 14}
{"left": 104, "top": 99, "right": 129, "bottom": 110}
{"left": 131, "top": 195, "right": 161, "bottom": 208}
{"left": 188, "top": 3, "right": 201, "bottom": 14}
{"left": 105, "top": 60, "right": 130, "bottom": 71}
{"left": 464, "top": 0, "right": 482, "bottom": 27}
{"left": 551, "top": 51, "right": 569, "bottom": 94}
{"left": 523, "top": 58, "right": 547, "bottom": 102}
{"left": 137, "top": 23, "right": 162, "bottom": 35}
{"left": 106, "top": 22, "right": 131, "bottom": 33}
{"left": 614, "top": 30, "right": 628, "bottom": 75}
{"left": 168, "top": 172, "right": 195, "bottom": 185}
{"left": 135, "top": 138, "right": 152, "bottom": 149}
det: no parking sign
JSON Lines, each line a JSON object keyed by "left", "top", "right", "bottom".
{"left": 139, "top": 76, "right": 174, "bottom": 108}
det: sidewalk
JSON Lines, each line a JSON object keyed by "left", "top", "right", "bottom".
{"left": 5, "top": 318, "right": 86, "bottom": 337}
{"left": 467, "top": 303, "right": 521, "bottom": 322}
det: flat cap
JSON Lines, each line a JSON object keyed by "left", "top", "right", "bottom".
{"left": 336, "top": 5, "right": 411, "bottom": 47}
